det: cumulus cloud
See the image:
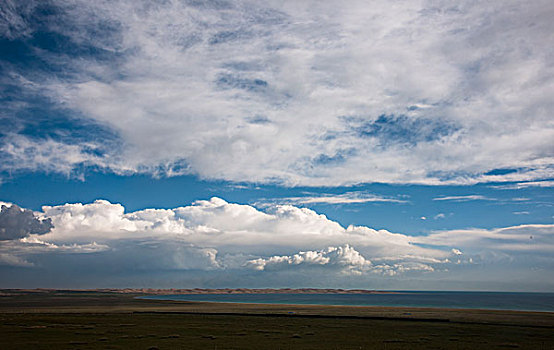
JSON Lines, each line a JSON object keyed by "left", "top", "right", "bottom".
{"left": 0, "top": 197, "right": 549, "bottom": 284}
{"left": 246, "top": 245, "right": 372, "bottom": 274}
{"left": 34, "top": 198, "right": 554, "bottom": 263}
{"left": 0, "top": 203, "right": 53, "bottom": 240}
{"left": 245, "top": 245, "right": 439, "bottom": 276}
{"left": 38, "top": 197, "right": 438, "bottom": 263}
{"left": 0, "top": 197, "right": 552, "bottom": 288}
{"left": 0, "top": 198, "right": 445, "bottom": 274}
{"left": 1, "top": 0, "right": 553, "bottom": 185}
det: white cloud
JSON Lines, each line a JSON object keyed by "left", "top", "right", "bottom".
{"left": 1, "top": 198, "right": 553, "bottom": 287}
{"left": 261, "top": 192, "right": 407, "bottom": 206}
{"left": 2, "top": 0, "right": 553, "bottom": 185}
{"left": 491, "top": 181, "right": 554, "bottom": 190}
{"left": 433, "top": 195, "right": 493, "bottom": 202}
{"left": 0, "top": 253, "right": 34, "bottom": 267}
{"left": 415, "top": 224, "right": 554, "bottom": 254}
{"left": 40, "top": 197, "right": 420, "bottom": 256}
{"left": 2, "top": 198, "right": 454, "bottom": 275}
{"left": 1, "top": 197, "right": 550, "bottom": 278}
{"left": 246, "top": 245, "right": 372, "bottom": 275}
{"left": 246, "top": 245, "right": 440, "bottom": 276}
{"left": 0, "top": 235, "right": 109, "bottom": 268}
{"left": 0, "top": 135, "right": 112, "bottom": 178}
{"left": 371, "top": 262, "right": 436, "bottom": 277}
{"left": 18, "top": 236, "right": 109, "bottom": 253}
{"left": 511, "top": 197, "right": 530, "bottom": 202}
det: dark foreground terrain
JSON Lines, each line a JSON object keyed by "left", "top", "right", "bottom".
{"left": 0, "top": 290, "right": 553, "bottom": 349}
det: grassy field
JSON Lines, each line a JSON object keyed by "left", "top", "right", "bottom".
{"left": 0, "top": 290, "right": 553, "bottom": 349}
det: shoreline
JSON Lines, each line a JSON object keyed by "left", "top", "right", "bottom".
{"left": 0, "top": 287, "right": 401, "bottom": 295}
{"left": 1, "top": 290, "right": 553, "bottom": 349}
{"left": 1, "top": 290, "right": 552, "bottom": 325}
{"left": 138, "top": 290, "right": 554, "bottom": 314}
{"left": 3, "top": 288, "right": 553, "bottom": 314}
{"left": 138, "top": 296, "right": 554, "bottom": 314}
{"left": 3, "top": 287, "right": 552, "bottom": 295}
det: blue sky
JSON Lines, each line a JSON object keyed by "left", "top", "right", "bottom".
{"left": 0, "top": 0, "right": 553, "bottom": 291}
{"left": 1, "top": 172, "right": 553, "bottom": 235}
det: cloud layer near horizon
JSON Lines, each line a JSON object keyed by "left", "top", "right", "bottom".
{"left": 0, "top": 198, "right": 552, "bottom": 289}
{"left": 2, "top": 0, "right": 554, "bottom": 185}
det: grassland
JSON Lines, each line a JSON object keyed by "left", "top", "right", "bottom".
{"left": 0, "top": 289, "right": 553, "bottom": 349}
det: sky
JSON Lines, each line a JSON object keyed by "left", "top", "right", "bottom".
{"left": 0, "top": 0, "right": 553, "bottom": 291}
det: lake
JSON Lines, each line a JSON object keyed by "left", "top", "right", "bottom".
{"left": 142, "top": 291, "right": 554, "bottom": 312}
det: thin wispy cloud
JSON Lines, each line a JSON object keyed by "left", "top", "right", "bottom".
{"left": 416, "top": 224, "right": 554, "bottom": 254}
{"left": 433, "top": 195, "right": 494, "bottom": 202}
{"left": 260, "top": 192, "right": 407, "bottom": 206}
{"left": 511, "top": 197, "right": 530, "bottom": 202}
{"left": 433, "top": 195, "right": 537, "bottom": 204}
{"left": 491, "top": 181, "right": 554, "bottom": 190}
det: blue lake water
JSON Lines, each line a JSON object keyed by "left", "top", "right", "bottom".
{"left": 142, "top": 292, "right": 554, "bottom": 312}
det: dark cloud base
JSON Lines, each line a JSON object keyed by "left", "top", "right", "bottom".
{"left": 0, "top": 204, "right": 53, "bottom": 240}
